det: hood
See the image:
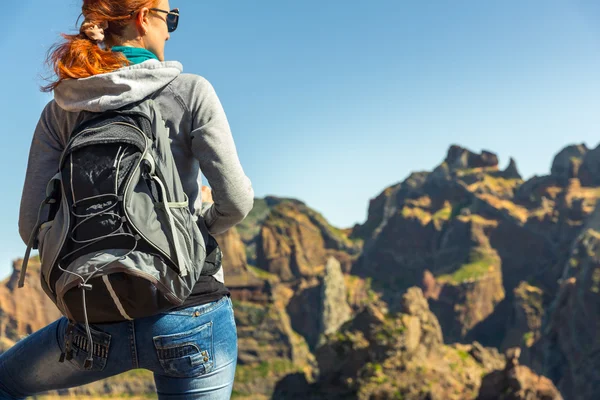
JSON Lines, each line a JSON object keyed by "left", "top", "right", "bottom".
{"left": 53, "top": 59, "right": 183, "bottom": 112}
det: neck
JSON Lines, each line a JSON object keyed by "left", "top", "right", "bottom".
{"left": 114, "top": 38, "right": 145, "bottom": 48}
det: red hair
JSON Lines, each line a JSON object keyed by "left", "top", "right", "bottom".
{"left": 42, "top": 0, "right": 159, "bottom": 92}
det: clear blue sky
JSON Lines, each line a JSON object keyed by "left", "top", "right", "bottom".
{"left": 1, "top": 0, "right": 600, "bottom": 279}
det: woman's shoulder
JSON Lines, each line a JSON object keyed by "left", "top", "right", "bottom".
{"left": 166, "top": 73, "right": 220, "bottom": 111}
{"left": 170, "top": 72, "right": 215, "bottom": 93}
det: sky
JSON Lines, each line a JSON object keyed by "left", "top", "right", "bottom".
{"left": 1, "top": 0, "right": 600, "bottom": 279}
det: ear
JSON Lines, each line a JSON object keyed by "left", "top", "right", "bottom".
{"left": 135, "top": 7, "right": 151, "bottom": 36}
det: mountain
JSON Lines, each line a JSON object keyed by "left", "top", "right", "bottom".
{"left": 274, "top": 287, "right": 561, "bottom": 400}
{"left": 350, "top": 145, "right": 598, "bottom": 345}
{"left": 3, "top": 142, "right": 600, "bottom": 399}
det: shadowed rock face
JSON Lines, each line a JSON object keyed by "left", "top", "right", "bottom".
{"left": 538, "top": 205, "right": 600, "bottom": 400}
{"left": 351, "top": 148, "right": 515, "bottom": 342}
{"left": 274, "top": 287, "right": 506, "bottom": 400}
{"left": 214, "top": 227, "right": 264, "bottom": 289}
{"left": 500, "top": 282, "right": 545, "bottom": 371}
{"left": 255, "top": 200, "right": 361, "bottom": 282}
{"left": 285, "top": 257, "right": 354, "bottom": 351}
{"left": 445, "top": 145, "right": 499, "bottom": 170}
{"left": 478, "top": 348, "right": 563, "bottom": 400}
{"left": 351, "top": 143, "right": 600, "bottom": 354}
{"left": 551, "top": 144, "right": 587, "bottom": 185}
{"left": 201, "top": 186, "right": 266, "bottom": 301}
{"left": 579, "top": 144, "right": 600, "bottom": 187}
{"left": 502, "top": 157, "right": 523, "bottom": 180}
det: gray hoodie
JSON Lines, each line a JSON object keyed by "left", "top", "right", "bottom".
{"left": 19, "top": 60, "right": 254, "bottom": 283}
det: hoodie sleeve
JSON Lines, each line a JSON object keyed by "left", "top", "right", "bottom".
{"left": 19, "top": 102, "right": 64, "bottom": 245}
{"left": 188, "top": 76, "right": 254, "bottom": 235}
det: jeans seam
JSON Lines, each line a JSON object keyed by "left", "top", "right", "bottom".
{"left": 228, "top": 297, "right": 236, "bottom": 327}
{"left": 55, "top": 317, "right": 65, "bottom": 353}
{"left": 129, "top": 321, "right": 139, "bottom": 369}
{"left": 163, "top": 295, "right": 229, "bottom": 317}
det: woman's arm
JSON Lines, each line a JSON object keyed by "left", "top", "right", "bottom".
{"left": 18, "top": 103, "right": 63, "bottom": 245}
{"left": 188, "top": 77, "right": 254, "bottom": 235}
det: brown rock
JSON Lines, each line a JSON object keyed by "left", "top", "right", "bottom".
{"left": 287, "top": 286, "right": 506, "bottom": 400}
{"left": 428, "top": 244, "right": 505, "bottom": 343}
{"left": 286, "top": 278, "right": 322, "bottom": 349}
{"left": 421, "top": 269, "right": 441, "bottom": 299}
{"left": 469, "top": 341, "right": 506, "bottom": 371}
{"left": 214, "top": 227, "right": 266, "bottom": 301}
{"left": 514, "top": 175, "right": 560, "bottom": 207}
{"left": 256, "top": 201, "right": 359, "bottom": 282}
{"left": 501, "top": 157, "right": 523, "bottom": 180}
{"left": 578, "top": 143, "right": 600, "bottom": 186}
{"left": 540, "top": 217, "right": 600, "bottom": 399}
{"left": 401, "top": 287, "right": 444, "bottom": 349}
{"left": 233, "top": 283, "right": 316, "bottom": 397}
{"left": 445, "top": 145, "right": 499, "bottom": 170}
{"left": 0, "top": 259, "right": 61, "bottom": 343}
{"left": 550, "top": 144, "right": 587, "bottom": 183}
{"left": 501, "top": 282, "right": 544, "bottom": 369}
{"left": 200, "top": 185, "right": 266, "bottom": 298}
{"left": 352, "top": 172, "right": 429, "bottom": 241}
{"left": 319, "top": 257, "right": 352, "bottom": 342}
{"left": 478, "top": 362, "right": 563, "bottom": 400}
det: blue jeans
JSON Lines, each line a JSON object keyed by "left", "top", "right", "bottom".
{"left": 0, "top": 296, "right": 237, "bottom": 399}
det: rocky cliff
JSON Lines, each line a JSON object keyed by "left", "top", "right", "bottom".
{"left": 256, "top": 198, "right": 361, "bottom": 280}
{"left": 273, "top": 287, "right": 559, "bottom": 400}
{"left": 350, "top": 144, "right": 600, "bottom": 356}
{"left": 478, "top": 347, "right": 563, "bottom": 400}
{"left": 538, "top": 203, "right": 600, "bottom": 400}
{"left": 0, "top": 258, "right": 61, "bottom": 349}
{"left": 3, "top": 143, "right": 600, "bottom": 399}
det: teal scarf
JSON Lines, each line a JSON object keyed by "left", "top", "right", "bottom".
{"left": 111, "top": 46, "right": 159, "bottom": 64}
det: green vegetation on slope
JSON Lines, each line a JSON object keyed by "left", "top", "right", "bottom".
{"left": 437, "top": 248, "right": 498, "bottom": 284}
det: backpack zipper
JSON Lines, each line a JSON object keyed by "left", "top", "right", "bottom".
{"left": 117, "top": 122, "right": 187, "bottom": 276}
{"left": 172, "top": 213, "right": 194, "bottom": 265}
{"left": 57, "top": 264, "right": 183, "bottom": 310}
{"left": 43, "top": 175, "right": 71, "bottom": 292}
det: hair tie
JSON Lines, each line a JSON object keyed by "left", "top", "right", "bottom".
{"left": 81, "top": 20, "right": 109, "bottom": 43}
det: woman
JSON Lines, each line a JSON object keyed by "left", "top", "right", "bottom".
{"left": 0, "top": 0, "right": 253, "bottom": 398}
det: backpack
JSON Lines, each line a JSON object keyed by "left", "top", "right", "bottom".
{"left": 19, "top": 97, "right": 219, "bottom": 369}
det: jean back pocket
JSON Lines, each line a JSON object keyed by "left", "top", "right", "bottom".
{"left": 67, "top": 322, "right": 111, "bottom": 371}
{"left": 153, "top": 320, "right": 214, "bottom": 378}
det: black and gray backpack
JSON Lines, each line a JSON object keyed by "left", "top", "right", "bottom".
{"left": 19, "top": 97, "right": 217, "bottom": 369}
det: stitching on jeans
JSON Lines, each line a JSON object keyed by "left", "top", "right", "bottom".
{"left": 130, "top": 321, "right": 139, "bottom": 369}
{"left": 163, "top": 296, "right": 228, "bottom": 317}
{"left": 155, "top": 341, "right": 201, "bottom": 352}
{"left": 55, "top": 318, "right": 65, "bottom": 353}
{"left": 152, "top": 321, "right": 212, "bottom": 342}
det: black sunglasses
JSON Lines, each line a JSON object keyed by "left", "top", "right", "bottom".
{"left": 149, "top": 7, "right": 180, "bottom": 33}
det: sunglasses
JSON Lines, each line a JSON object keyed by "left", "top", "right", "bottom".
{"left": 149, "top": 7, "right": 180, "bottom": 33}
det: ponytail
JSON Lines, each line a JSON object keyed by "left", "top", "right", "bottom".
{"left": 41, "top": 34, "right": 129, "bottom": 92}
{"left": 41, "top": 0, "right": 158, "bottom": 92}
